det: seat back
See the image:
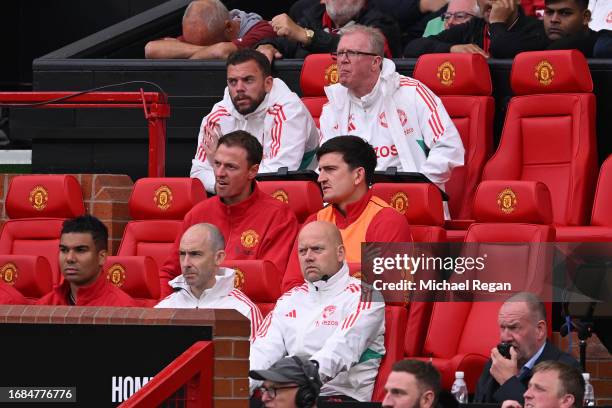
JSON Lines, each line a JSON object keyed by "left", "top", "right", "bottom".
{"left": 372, "top": 305, "right": 409, "bottom": 401}
{"left": 483, "top": 50, "right": 598, "bottom": 226}
{"left": 223, "top": 259, "right": 282, "bottom": 317}
{"left": 118, "top": 178, "right": 206, "bottom": 267}
{"left": 413, "top": 54, "right": 494, "bottom": 219}
{"left": 0, "top": 175, "right": 85, "bottom": 285}
{"left": 371, "top": 183, "right": 446, "bottom": 242}
{"left": 104, "top": 256, "right": 160, "bottom": 307}
{"left": 0, "top": 254, "right": 53, "bottom": 300}
{"left": 591, "top": 155, "right": 612, "bottom": 226}
{"left": 258, "top": 181, "right": 323, "bottom": 224}
{"left": 299, "top": 54, "right": 337, "bottom": 127}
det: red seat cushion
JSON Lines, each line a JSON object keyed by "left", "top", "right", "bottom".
{"left": 0, "top": 254, "right": 53, "bottom": 299}
{"left": 104, "top": 255, "right": 160, "bottom": 306}
{"left": 258, "top": 181, "right": 323, "bottom": 224}
{"left": 117, "top": 220, "right": 184, "bottom": 269}
{"left": 129, "top": 177, "right": 206, "bottom": 220}
{"left": 300, "top": 54, "right": 338, "bottom": 97}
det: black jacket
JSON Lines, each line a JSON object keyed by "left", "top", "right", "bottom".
{"left": 403, "top": 10, "right": 549, "bottom": 58}
{"left": 547, "top": 28, "right": 600, "bottom": 57}
{"left": 259, "top": 2, "right": 402, "bottom": 58}
{"left": 474, "top": 341, "right": 579, "bottom": 404}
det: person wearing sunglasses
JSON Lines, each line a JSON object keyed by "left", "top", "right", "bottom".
{"left": 250, "top": 356, "right": 322, "bottom": 408}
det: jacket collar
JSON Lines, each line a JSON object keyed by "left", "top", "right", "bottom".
{"left": 308, "top": 262, "right": 351, "bottom": 295}
{"left": 169, "top": 267, "right": 236, "bottom": 301}
{"left": 56, "top": 271, "right": 108, "bottom": 305}
{"left": 214, "top": 182, "right": 263, "bottom": 219}
{"left": 329, "top": 189, "right": 373, "bottom": 228}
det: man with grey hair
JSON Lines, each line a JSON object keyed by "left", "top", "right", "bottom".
{"left": 255, "top": 0, "right": 401, "bottom": 61}
{"left": 156, "top": 223, "right": 263, "bottom": 342}
{"left": 423, "top": 0, "right": 481, "bottom": 36}
{"left": 474, "top": 292, "right": 579, "bottom": 404}
{"left": 145, "top": 0, "right": 276, "bottom": 59}
{"left": 319, "top": 24, "right": 464, "bottom": 205}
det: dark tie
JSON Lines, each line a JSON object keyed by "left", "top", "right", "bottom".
{"left": 518, "top": 366, "right": 532, "bottom": 382}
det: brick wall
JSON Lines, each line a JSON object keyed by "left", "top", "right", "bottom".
{"left": 552, "top": 332, "right": 612, "bottom": 406}
{"left": 0, "top": 173, "right": 134, "bottom": 254}
{"left": 0, "top": 305, "right": 250, "bottom": 407}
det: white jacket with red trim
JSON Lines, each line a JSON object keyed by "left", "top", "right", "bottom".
{"left": 155, "top": 267, "right": 262, "bottom": 342}
{"left": 250, "top": 263, "right": 385, "bottom": 401}
{"left": 191, "top": 78, "right": 319, "bottom": 193}
{"left": 319, "top": 59, "right": 464, "bottom": 190}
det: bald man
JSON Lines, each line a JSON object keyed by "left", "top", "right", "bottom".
{"left": 250, "top": 221, "right": 385, "bottom": 401}
{"left": 145, "top": 0, "right": 276, "bottom": 59}
{"left": 156, "top": 223, "right": 262, "bottom": 342}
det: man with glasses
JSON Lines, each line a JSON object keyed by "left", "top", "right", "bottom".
{"left": 319, "top": 25, "right": 464, "bottom": 203}
{"left": 405, "top": 0, "right": 549, "bottom": 57}
{"left": 190, "top": 48, "right": 318, "bottom": 193}
{"left": 250, "top": 356, "right": 322, "bottom": 408}
{"left": 422, "top": 0, "right": 480, "bottom": 36}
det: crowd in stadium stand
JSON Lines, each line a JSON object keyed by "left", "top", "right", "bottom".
{"left": 1, "top": 0, "right": 610, "bottom": 405}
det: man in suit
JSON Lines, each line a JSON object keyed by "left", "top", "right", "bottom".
{"left": 474, "top": 292, "right": 579, "bottom": 404}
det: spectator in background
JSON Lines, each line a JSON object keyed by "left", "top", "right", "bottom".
{"left": 160, "top": 130, "right": 299, "bottom": 298}
{"left": 37, "top": 215, "right": 137, "bottom": 307}
{"left": 255, "top": 0, "right": 402, "bottom": 61}
{"left": 320, "top": 26, "right": 464, "bottom": 197}
{"left": 544, "top": 0, "right": 599, "bottom": 56}
{"left": 0, "top": 281, "right": 30, "bottom": 305}
{"left": 250, "top": 221, "right": 385, "bottom": 401}
{"left": 382, "top": 359, "right": 441, "bottom": 408}
{"left": 249, "top": 356, "right": 322, "bottom": 408}
{"left": 145, "top": 0, "right": 276, "bottom": 59}
{"left": 404, "top": 0, "right": 549, "bottom": 57}
{"left": 373, "top": 0, "right": 450, "bottom": 44}
{"left": 474, "top": 292, "right": 579, "bottom": 404}
{"left": 281, "top": 137, "right": 413, "bottom": 291}
{"left": 155, "top": 223, "right": 262, "bottom": 342}
{"left": 501, "top": 361, "right": 585, "bottom": 408}
{"left": 588, "top": 0, "right": 612, "bottom": 56}
{"left": 423, "top": 0, "right": 481, "bottom": 36}
{"left": 190, "top": 49, "right": 318, "bottom": 193}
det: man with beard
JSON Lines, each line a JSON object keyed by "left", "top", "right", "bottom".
{"left": 474, "top": 292, "right": 579, "bottom": 404}
{"left": 190, "top": 48, "right": 318, "bottom": 193}
{"left": 404, "top": 0, "right": 549, "bottom": 57}
{"left": 381, "top": 360, "right": 441, "bottom": 408}
{"left": 255, "top": 0, "right": 401, "bottom": 60}
{"left": 161, "top": 130, "right": 299, "bottom": 298}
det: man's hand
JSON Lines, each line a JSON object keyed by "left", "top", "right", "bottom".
{"left": 271, "top": 13, "right": 306, "bottom": 43}
{"left": 501, "top": 401, "right": 523, "bottom": 408}
{"left": 489, "top": 0, "right": 517, "bottom": 24}
{"left": 490, "top": 345, "right": 519, "bottom": 385}
{"left": 450, "top": 43, "right": 490, "bottom": 58}
{"left": 256, "top": 44, "right": 283, "bottom": 63}
{"left": 203, "top": 123, "right": 222, "bottom": 166}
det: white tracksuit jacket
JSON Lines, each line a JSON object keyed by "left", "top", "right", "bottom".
{"left": 319, "top": 59, "right": 464, "bottom": 191}
{"left": 191, "top": 78, "right": 319, "bottom": 193}
{"left": 250, "top": 263, "right": 385, "bottom": 401}
{"left": 155, "top": 267, "right": 262, "bottom": 342}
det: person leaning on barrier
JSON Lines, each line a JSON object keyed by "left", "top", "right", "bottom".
{"left": 501, "top": 360, "right": 585, "bottom": 408}
{"left": 144, "top": 0, "right": 276, "bottom": 60}
{"left": 319, "top": 25, "right": 464, "bottom": 197}
{"left": 190, "top": 48, "right": 318, "bottom": 194}
{"left": 159, "top": 130, "right": 299, "bottom": 298}
{"left": 250, "top": 221, "right": 386, "bottom": 402}
{"left": 155, "top": 223, "right": 262, "bottom": 342}
{"left": 249, "top": 356, "right": 322, "bottom": 408}
{"left": 37, "top": 215, "right": 137, "bottom": 307}
{"left": 281, "top": 136, "right": 413, "bottom": 291}
{"left": 474, "top": 292, "right": 579, "bottom": 404}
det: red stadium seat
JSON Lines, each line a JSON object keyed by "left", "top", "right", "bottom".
{"left": 483, "top": 50, "right": 598, "bottom": 226}
{"left": 222, "top": 259, "right": 282, "bottom": 318}
{"left": 257, "top": 181, "right": 323, "bottom": 225}
{"left": 104, "top": 256, "right": 160, "bottom": 307}
{"left": 0, "top": 175, "right": 85, "bottom": 285}
{"left": 372, "top": 305, "right": 409, "bottom": 401}
{"left": 0, "top": 254, "right": 53, "bottom": 301}
{"left": 299, "top": 54, "right": 336, "bottom": 127}
{"left": 556, "top": 154, "right": 612, "bottom": 241}
{"left": 371, "top": 183, "right": 446, "bottom": 242}
{"left": 413, "top": 53, "right": 494, "bottom": 223}
{"left": 117, "top": 177, "right": 206, "bottom": 269}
